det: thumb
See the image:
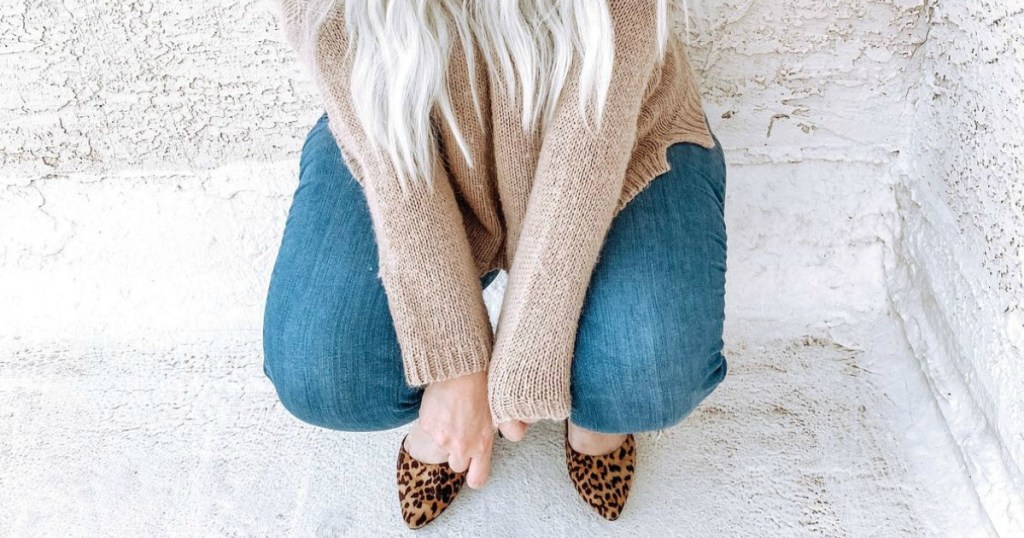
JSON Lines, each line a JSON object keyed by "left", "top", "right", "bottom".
{"left": 497, "top": 420, "right": 528, "bottom": 442}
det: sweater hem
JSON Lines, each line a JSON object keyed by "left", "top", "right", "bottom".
{"left": 615, "top": 111, "right": 715, "bottom": 218}
{"left": 614, "top": 35, "right": 716, "bottom": 218}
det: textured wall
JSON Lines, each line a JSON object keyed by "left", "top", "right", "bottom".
{"left": 685, "top": 0, "right": 929, "bottom": 346}
{"left": 1, "top": 0, "right": 311, "bottom": 341}
{"left": 884, "top": 0, "right": 1024, "bottom": 532}
{"left": 1, "top": 0, "right": 929, "bottom": 346}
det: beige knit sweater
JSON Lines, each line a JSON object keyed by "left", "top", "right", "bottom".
{"left": 272, "top": 0, "right": 716, "bottom": 425}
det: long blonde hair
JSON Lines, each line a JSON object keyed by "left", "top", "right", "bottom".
{"left": 295, "top": 1, "right": 693, "bottom": 193}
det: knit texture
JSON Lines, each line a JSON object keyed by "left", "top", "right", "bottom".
{"left": 272, "top": 0, "right": 716, "bottom": 425}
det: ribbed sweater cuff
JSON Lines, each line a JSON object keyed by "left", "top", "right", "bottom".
{"left": 489, "top": 396, "right": 571, "bottom": 426}
{"left": 402, "top": 333, "right": 493, "bottom": 388}
{"left": 487, "top": 361, "right": 572, "bottom": 425}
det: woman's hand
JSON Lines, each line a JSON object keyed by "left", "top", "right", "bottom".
{"left": 496, "top": 420, "right": 529, "bottom": 442}
{"left": 418, "top": 371, "right": 495, "bottom": 489}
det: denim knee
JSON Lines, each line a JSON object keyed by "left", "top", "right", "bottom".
{"left": 648, "top": 350, "right": 727, "bottom": 430}
{"left": 569, "top": 347, "right": 728, "bottom": 434}
{"left": 263, "top": 346, "right": 420, "bottom": 432}
{"left": 260, "top": 109, "right": 424, "bottom": 432}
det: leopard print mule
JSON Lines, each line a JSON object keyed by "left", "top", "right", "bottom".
{"left": 396, "top": 434, "right": 467, "bottom": 529}
{"left": 564, "top": 422, "right": 637, "bottom": 521}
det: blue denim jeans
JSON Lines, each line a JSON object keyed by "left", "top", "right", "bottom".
{"left": 263, "top": 111, "right": 728, "bottom": 434}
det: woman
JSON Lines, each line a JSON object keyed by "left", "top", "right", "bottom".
{"left": 263, "top": 0, "right": 728, "bottom": 528}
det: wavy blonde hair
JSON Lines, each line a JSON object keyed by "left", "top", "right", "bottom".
{"left": 295, "top": 1, "right": 695, "bottom": 193}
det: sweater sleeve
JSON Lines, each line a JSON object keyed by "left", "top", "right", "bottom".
{"left": 487, "top": 1, "right": 662, "bottom": 424}
{"left": 272, "top": 0, "right": 496, "bottom": 387}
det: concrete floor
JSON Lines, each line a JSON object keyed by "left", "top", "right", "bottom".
{"left": 0, "top": 331, "right": 993, "bottom": 537}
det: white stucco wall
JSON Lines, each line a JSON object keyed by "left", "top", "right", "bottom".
{"left": 1, "top": 0, "right": 926, "bottom": 348}
{"left": 1, "top": 0, "right": 307, "bottom": 342}
{"left": 0, "top": 0, "right": 1021, "bottom": 535}
{"left": 884, "top": 0, "right": 1024, "bottom": 531}
{"left": 689, "top": 1, "right": 1024, "bottom": 529}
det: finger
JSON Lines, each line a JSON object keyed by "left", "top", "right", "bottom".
{"left": 498, "top": 420, "right": 528, "bottom": 442}
{"left": 447, "top": 452, "right": 469, "bottom": 473}
{"left": 465, "top": 446, "right": 492, "bottom": 489}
